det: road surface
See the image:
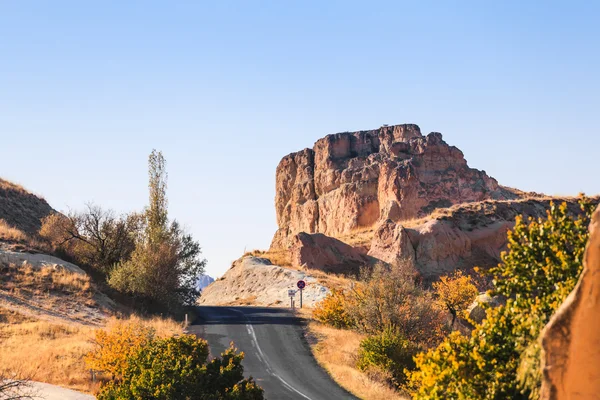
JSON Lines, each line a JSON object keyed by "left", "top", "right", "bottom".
{"left": 190, "top": 306, "right": 358, "bottom": 400}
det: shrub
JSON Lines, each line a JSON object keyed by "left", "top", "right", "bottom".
{"left": 407, "top": 197, "right": 597, "bottom": 399}
{"left": 97, "top": 335, "right": 264, "bottom": 400}
{"left": 350, "top": 265, "right": 447, "bottom": 347}
{"left": 85, "top": 319, "right": 155, "bottom": 379}
{"left": 433, "top": 270, "right": 478, "bottom": 326}
{"left": 357, "top": 326, "right": 417, "bottom": 388}
{"left": 313, "top": 290, "right": 355, "bottom": 329}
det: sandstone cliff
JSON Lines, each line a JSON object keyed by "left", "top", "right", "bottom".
{"left": 540, "top": 206, "right": 600, "bottom": 399}
{"left": 369, "top": 197, "right": 584, "bottom": 280}
{"left": 271, "top": 124, "right": 519, "bottom": 249}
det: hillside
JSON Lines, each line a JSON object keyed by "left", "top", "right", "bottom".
{"left": 198, "top": 256, "right": 330, "bottom": 307}
{"left": 0, "top": 178, "right": 53, "bottom": 237}
{"left": 0, "top": 177, "right": 187, "bottom": 397}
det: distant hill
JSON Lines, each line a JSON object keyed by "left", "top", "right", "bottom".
{"left": 0, "top": 178, "right": 54, "bottom": 236}
{"left": 197, "top": 274, "right": 215, "bottom": 291}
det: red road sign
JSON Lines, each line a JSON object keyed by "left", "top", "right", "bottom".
{"left": 297, "top": 280, "right": 306, "bottom": 289}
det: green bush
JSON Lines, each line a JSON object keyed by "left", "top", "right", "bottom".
{"left": 97, "top": 335, "right": 263, "bottom": 400}
{"left": 407, "top": 197, "right": 597, "bottom": 399}
{"left": 357, "top": 326, "right": 417, "bottom": 387}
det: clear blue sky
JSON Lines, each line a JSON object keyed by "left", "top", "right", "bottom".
{"left": 1, "top": 1, "right": 598, "bottom": 277}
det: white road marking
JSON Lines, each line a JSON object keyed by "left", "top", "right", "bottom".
{"left": 227, "top": 308, "right": 313, "bottom": 400}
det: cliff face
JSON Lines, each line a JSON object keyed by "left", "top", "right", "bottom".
{"left": 271, "top": 124, "right": 519, "bottom": 249}
{"left": 369, "top": 198, "right": 584, "bottom": 280}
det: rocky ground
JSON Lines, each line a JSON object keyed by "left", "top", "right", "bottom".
{"left": 198, "top": 256, "right": 330, "bottom": 307}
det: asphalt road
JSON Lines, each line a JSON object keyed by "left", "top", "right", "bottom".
{"left": 190, "top": 306, "right": 358, "bottom": 400}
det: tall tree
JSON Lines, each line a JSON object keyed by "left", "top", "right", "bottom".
{"left": 109, "top": 150, "right": 206, "bottom": 308}
{"left": 146, "top": 150, "right": 168, "bottom": 244}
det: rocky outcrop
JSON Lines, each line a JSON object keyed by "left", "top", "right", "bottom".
{"left": 467, "top": 293, "right": 504, "bottom": 324}
{"left": 367, "top": 219, "right": 417, "bottom": 275}
{"left": 0, "top": 178, "right": 54, "bottom": 235}
{"left": 271, "top": 124, "right": 519, "bottom": 249}
{"left": 368, "top": 198, "right": 584, "bottom": 280}
{"left": 198, "top": 257, "right": 330, "bottom": 307}
{"left": 290, "top": 232, "right": 368, "bottom": 275}
{"left": 540, "top": 206, "right": 600, "bottom": 399}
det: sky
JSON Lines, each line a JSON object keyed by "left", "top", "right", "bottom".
{"left": 1, "top": 1, "right": 599, "bottom": 278}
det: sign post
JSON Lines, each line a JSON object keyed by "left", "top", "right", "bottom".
{"left": 297, "top": 280, "right": 306, "bottom": 308}
{"left": 288, "top": 289, "right": 296, "bottom": 309}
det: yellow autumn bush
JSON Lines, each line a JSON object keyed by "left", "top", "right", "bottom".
{"left": 312, "top": 289, "right": 355, "bottom": 329}
{"left": 85, "top": 316, "right": 181, "bottom": 379}
{"left": 433, "top": 270, "right": 478, "bottom": 326}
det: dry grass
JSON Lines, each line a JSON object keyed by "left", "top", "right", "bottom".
{"left": 0, "top": 312, "right": 98, "bottom": 392}
{"left": 307, "top": 321, "right": 407, "bottom": 400}
{"left": 1, "top": 263, "right": 92, "bottom": 297}
{"left": 103, "top": 314, "right": 184, "bottom": 338}
{"left": 244, "top": 249, "right": 292, "bottom": 268}
{"left": 0, "top": 219, "right": 52, "bottom": 253}
{"left": 243, "top": 248, "right": 357, "bottom": 294}
{"left": 0, "top": 219, "right": 29, "bottom": 242}
{"left": 0, "top": 310, "right": 184, "bottom": 394}
{"left": 337, "top": 227, "right": 376, "bottom": 250}
{"left": 0, "top": 262, "right": 111, "bottom": 326}
{"left": 0, "top": 178, "right": 31, "bottom": 195}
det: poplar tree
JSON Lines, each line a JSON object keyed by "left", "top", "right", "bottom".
{"left": 109, "top": 150, "right": 206, "bottom": 308}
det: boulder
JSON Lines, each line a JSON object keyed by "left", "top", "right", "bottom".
{"left": 290, "top": 232, "right": 367, "bottom": 275}
{"left": 540, "top": 206, "right": 600, "bottom": 399}
{"left": 467, "top": 293, "right": 504, "bottom": 324}
{"left": 368, "top": 219, "right": 417, "bottom": 275}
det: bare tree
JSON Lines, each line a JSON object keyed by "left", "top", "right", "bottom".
{"left": 0, "top": 372, "right": 38, "bottom": 400}
{"left": 40, "top": 204, "right": 143, "bottom": 273}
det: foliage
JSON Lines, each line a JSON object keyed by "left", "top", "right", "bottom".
{"left": 349, "top": 265, "right": 447, "bottom": 347}
{"left": 312, "top": 289, "right": 355, "bottom": 329}
{"left": 357, "top": 326, "right": 417, "bottom": 388}
{"left": 313, "top": 264, "right": 446, "bottom": 349}
{"left": 490, "top": 199, "right": 595, "bottom": 308}
{"left": 97, "top": 335, "right": 264, "bottom": 400}
{"left": 40, "top": 205, "right": 142, "bottom": 273}
{"left": 108, "top": 150, "right": 206, "bottom": 307}
{"left": 516, "top": 341, "right": 542, "bottom": 400}
{"left": 407, "top": 196, "right": 597, "bottom": 399}
{"left": 432, "top": 270, "right": 478, "bottom": 326}
{"left": 85, "top": 319, "right": 155, "bottom": 379}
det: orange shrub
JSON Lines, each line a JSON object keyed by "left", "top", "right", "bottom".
{"left": 313, "top": 290, "right": 355, "bottom": 329}
{"left": 85, "top": 319, "right": 155, "bottom": 379}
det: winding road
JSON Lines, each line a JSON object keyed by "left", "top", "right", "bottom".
{"left": 190, "top": 306, "right": 357, "bottom": 400}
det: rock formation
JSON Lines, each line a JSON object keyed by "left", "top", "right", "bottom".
{"left": 271, "top": 124, "right": 519, "bottom": 249}
{"left": 540, "top": 206, "right": 600, "bottom": 399}
{"left": 198, "top": 257, "right": 329, "bottom": 307}
{"left": 369, "top": 198, "right": 583, "bottom": 280}
{"left": 290, "top": 232, "right": 368, "bottom": 275}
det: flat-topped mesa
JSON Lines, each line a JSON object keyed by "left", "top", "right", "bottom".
{"left": 271, "top": 124, "right": 520, "bottom": 249}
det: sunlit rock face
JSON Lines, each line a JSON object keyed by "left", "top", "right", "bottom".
{"left": 271, "top": 124, "right": 518, "bottom": 249}
{"left": 541, "top": 206, "right": 600, "bottom": 399}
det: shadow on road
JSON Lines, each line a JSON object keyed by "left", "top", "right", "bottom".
{"left": 194, "top": 306, "right": 304, "bottom": 326}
